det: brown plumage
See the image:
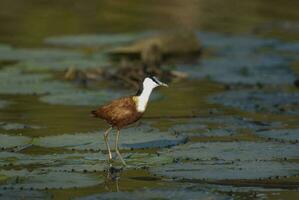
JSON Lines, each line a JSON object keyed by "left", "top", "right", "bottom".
{"left": 91, "top": 96, "right": 143, "bottom": 129}
{"left": 91, "top": 76, "right": 168, "bottom": 166}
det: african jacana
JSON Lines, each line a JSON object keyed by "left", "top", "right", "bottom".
{"left": 91, "top": 76, "right": 168, "bottom": 166}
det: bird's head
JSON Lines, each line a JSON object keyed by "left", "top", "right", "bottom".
{"left": 143, "top": 76, "right": 168, "bottom": 89}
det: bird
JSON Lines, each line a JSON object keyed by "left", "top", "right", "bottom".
{"left": 91, "top": 76, "right": 168, "bottom": 166}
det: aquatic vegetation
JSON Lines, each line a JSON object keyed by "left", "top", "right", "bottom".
{"left": 198, "top": 115, "right": 282, "bottom": 131}
{"left": 0, "top": 134, "right": 31, "bottom": 149}
{"left": 209, "top": 90, "right": 299, "bottom": 115}
{"left": 177, "top": 32, "right": 297, "bottom": 85}
{"left": 178, "top": 54, "right": 294, "bottom": 85}
{"left": 198, "top": 32, "right": 279, "bottom": 52}
{"left": 0, "top": 67, "right": 76, "bottom": 95}
{"left": 0, "top": 44, "right": 81, "bottom": 62}
{"left": 0, "top": 122, "right": 41, "bottom": 130}
{"left": 0, "top": 169, "right": 103, "bottom": 189}
{"left": 0, "top": 189, "right": 51, "bottom": 199}
{"left": 0, "top": 151, "right": 104, "bottom": 168}
{"left": 45, "top": 33, "right": 148, "bottom": 48}
{"left": 170, "top": 115, "right": 281, "bottom": 137}
{"left": 33, "top": 125, "right": 186, "bottom": 150}
{"left": 255, "top": 129, "right": 299, "bottom": 143}
{"left": 40, "top": 90, "right": 125, "bottom": 106}
{"left": 0, "top": 100, "right": 9, "bottom": 109}
{"left": 150, "top": 160, "right": 299, "bottom": 180}
{"left": 159, "top": 141, "right": 299, "bottom": 161}
{"left": 76, "top": 188, "right": 229, "bottom": 200}
{"left": 14, "top": 54, "right": 109, "bottom": 71}
{"left": 150, "top": 141, "right": 299, "bottom": 180}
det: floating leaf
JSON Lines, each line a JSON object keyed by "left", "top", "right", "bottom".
{"left": 150, "top": 160, "right": 299, "bottom": 180}
{"left": 0, "top": 100, "right": 9, "bottom": 109}
{"left": 170, "top": 116, "right": 281, "bottom": 137}
{"left": 209, "top": 90, "right": 299, "bottom": 115}
{"left": 14, "top": 53, "right": 109, "bottom": 71}
{"left": 0, "top": 151, "right": 105, "bottom": 169}
{"left": 76, "top": 188, "right": 229, "bottom": 200}
{"left": 256, "top": 129, "right": 299, "bottom": 143}
{"left": 45, "top": 33, "right": 147, "bottom": 48}
{"left": 0, "top": 169, "right": 103, "bottom": 189}
{"left": 40, "top": 90, "right": 125, "bottom": 106}
{"left": 159, "top": 141, "right": 299, "bottom": 161}
{"left": 0, "top": 122, "right": 41, "bottom": 131}
{"left": 0, "top": 134, "right": 31, "bottom": 149}
{"left": 176, "top": 32, "right": 296, "bottom": 85}
{"left": 197, "top": 32, "right": 279, "bottom": 52}
{"left": 33, "top": 125, "right": 186, "bottom": 150}
{"left": 178, "top": 54, "right": 294, "bottom": 85}
{"left": 0, "top": 67, "right": 76, "bottom": 95}
{"left": 0, "top": 45, "right": 81, "bottom": 62}
{"left": 0, "top": 189, "right": 51, "bottom": 199}
{"left": 198, "top": 116, "right": 282, "bottom": 131}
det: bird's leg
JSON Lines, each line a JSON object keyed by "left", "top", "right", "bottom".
{"left": 115, "top": 129, "right": 127, "bottom": 166}
{"left": 104, "top": 127, "right": 113, "bottom": 162}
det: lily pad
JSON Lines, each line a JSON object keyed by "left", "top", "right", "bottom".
{"left": 76, "top": 188, "right": 229, "bottom": 200}
{"left": 198, "top": 32, "right": 279, "bottom": 52}
{"left": 0, "top": 151, "right": 171, "bottom": 171}
{"left": 159, "top": 142, "right": 299, "bottom": 161}
{"left": 209, "top": 90, "right": 299, "bottom": 115}
{"left": 40, "top": 90, "right": 125, "bottom": 106}
{"left": 0, "top": 67, "right": 76, "bottom": 95}
{"left": 199, "top": 116, "right": 282, "bottom": 132}
{"left": 177, "top": 32, "right": 296, "bottom": 85}
{"left": 0, "top": 189, "right": 51, "bottom": 199}
{"left": 170, "top": 124, "right": 234, "bottom": 137}
{"left": 150, "top": 160, "right": 299, "bottom": 180}
{"left": 0, "top": 122, "right": 41, "bottom": 131}
{"left": 178, "top": 54, "right": 294, "bottom": 85}
{"left": 255, "top": 129, "right": 299, "bottom": 143}
{"left": 170, "top": 116, "right": 281, "bottom": 137}
{"left": 0, "top": 134, "right": 31, "bottom": 149}
{"left": 0, "top": 100, "right": 9, "bottom": 109}
{"left": 0, "top": 169, "right": 103, "bottom": 190}
{"left": 0, "top": 151, "right": 105, "bottom": 168}
{"left": 14, "top": 53, "right": 109, "bottom": 71}
{"left": 0, "top": 45, "right": 81, "bottom": 62}
{"left": 33, "top": 125, "right": 187, "bottom": 150}
{"left": 45, "top": 33, "right": 146, "bottom": 48}
{"left": 275, "top": 43, "right": 299, "bottom": 54}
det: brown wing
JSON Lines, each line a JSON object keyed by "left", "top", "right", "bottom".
{"left": 91, "top": 96, "right": 139, "bottom": 127}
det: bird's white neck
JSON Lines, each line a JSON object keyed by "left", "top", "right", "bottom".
{"left": 136, "top": 86, "right": 154, "bottom": 112}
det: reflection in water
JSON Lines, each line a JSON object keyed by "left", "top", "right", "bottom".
{"left": 104, "top": 167, "right": 123, "bottom": 192}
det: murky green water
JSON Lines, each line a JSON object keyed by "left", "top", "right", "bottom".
{"left": 0, "top": 0, "right": 299, "bottom": 199}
